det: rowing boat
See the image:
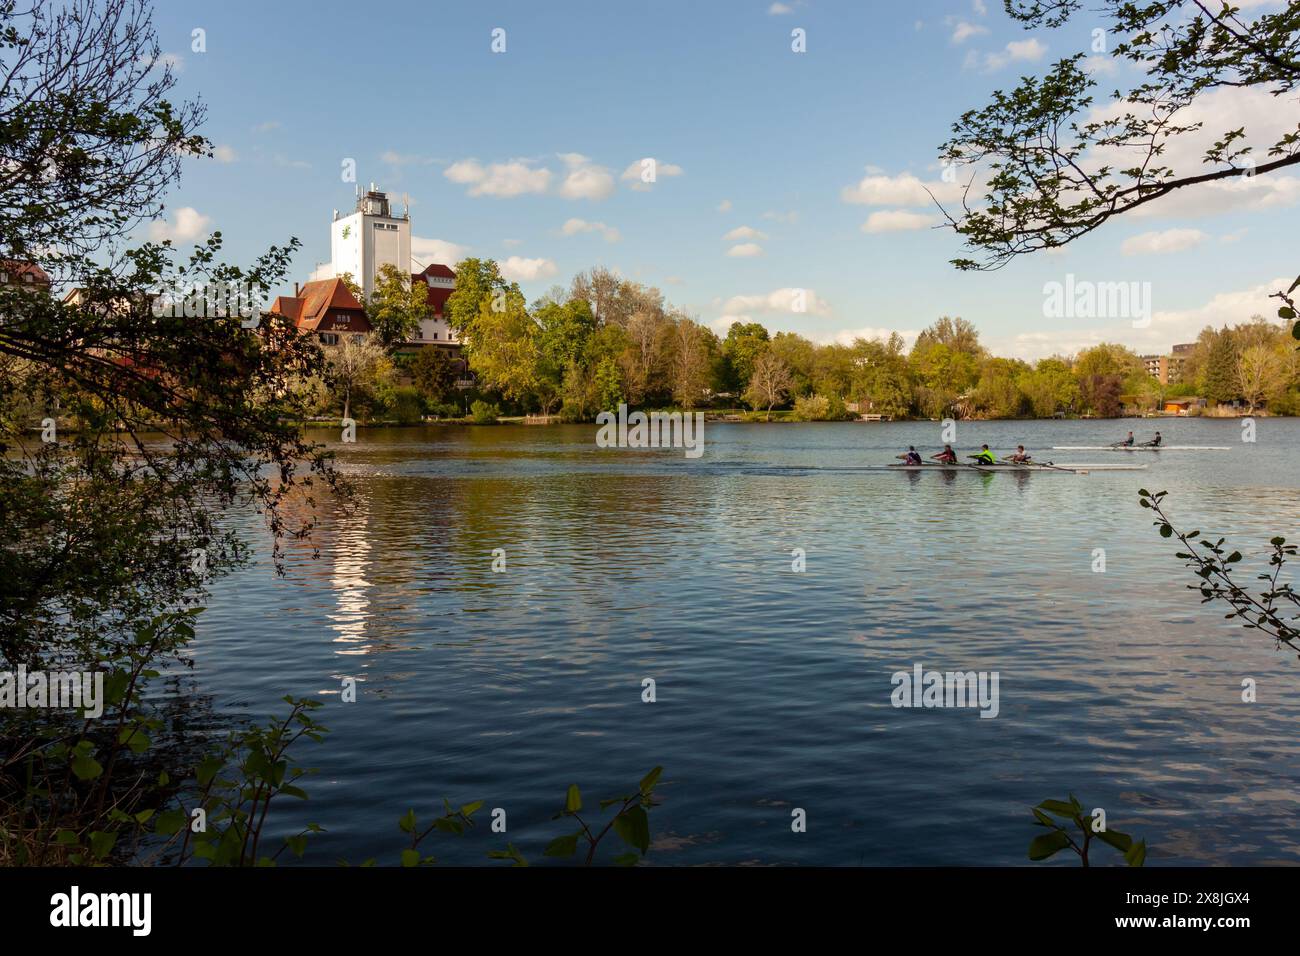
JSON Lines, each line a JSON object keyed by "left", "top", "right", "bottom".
{"left": 878, "top": 461, "right": 1147, "bottom": 473}
{"left": 1050, "top": 445, "right": 1230, "bottom": 451}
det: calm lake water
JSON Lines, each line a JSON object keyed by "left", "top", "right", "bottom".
{"left": 195, "top": 418, "right": 1300, "bottom": 865}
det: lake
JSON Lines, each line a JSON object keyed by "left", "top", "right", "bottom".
{"left": 193, "top": 418, "right": 1300, "bottom": 865}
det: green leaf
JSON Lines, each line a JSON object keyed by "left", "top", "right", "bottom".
{"left": 153, "top": 810, "right": 187, "bottom": 836}
{"left": 639, "top": 766, "right": 664, "bottom": 794}
{"left": 88, "top": 830, "right": 117, "bottom": 860}
{"left": 487, "top": 843, "right": 530, "bottom": 867}
{"left": 1030, "top": 808, "right": 1058, "bottom": 828}
{"left": 543, "top": 833, "right": 581, "bottom": 858}
{"left": 285, "top": 835, "right": 308, "bottom": 858}
{"left": 612, "top": 852, "right": 639, "bottom": 866}
{"left": 1036, "top": 799, "right": 1077, "bottom": 818}
{"left": 612, "top": 804, "right": 650, "bottom": 854}
{"left": 1159, "top": 524, "right": 1173, "bottom": 538}
{"left": 196, "top": 756, "right": 223, "bottom": 787}
{"left": 565, "top": 784, "right": 582, "bottom": 813}
{"left": 279, "top": 784, "right": 309, "bottom": 800}
{"left": 71, "top": 751, "right": 103, "bottom": 781}
{"left": 398, "top": 809, "right": 417, "bottom": 834}
{"left": 1028, "top": 830, "right": 1071, "bottom": 861}
{"left": 1125, "top": 839, "right": 1147, "bottom": 867}
{"left": 459, "top": 800, "right": 484, "bottom": 817}
{"left": 400, "top": 848, "right": 421, "bottom": 867}
{"left": 1095, "top": 828, "right": 1132, "bottom": 852}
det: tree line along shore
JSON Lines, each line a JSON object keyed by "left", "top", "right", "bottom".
{"left": 320, "top": 260, "right": 1300, "bottom": 426}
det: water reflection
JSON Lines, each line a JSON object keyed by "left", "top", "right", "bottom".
{"left": 194, "top": 420, "right": 1300, "bottom": 865}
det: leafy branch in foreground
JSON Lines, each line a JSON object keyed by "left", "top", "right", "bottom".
{"left": 1140, "top": 489, "right": 1300, "bottom": 659}
{"left": 483, "top": 767, "right": 664, "bottom": 868}
{"left": 1029, "top": 795, "right": 1146, "bottom": 867}
{"left": 541, "top": 766, "right": 663, "bottom": 866}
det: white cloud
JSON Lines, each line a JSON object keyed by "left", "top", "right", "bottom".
{"left": 861, "top": 210, "right": 936, "bottom": 233}
{"left": 721, "top": 288, "right": 832, "bottom": 317}
{"left": 768, "top": 2, "right": 793, "bottom": 13}
{"left": 1120, "top": 228, "right": 1208, "bottom": 256}
{"left": 967, "top": 38, "right": 1047, "bottom": 71}
{"left": 382, "top": 151, "right": 434, "bottom": 166}
{"left": 500, "top": 256, "right": 559, "bottom": 282}
{"left": 252, "top": 120, "right": 281, "bottom": 133}
{"left": 445, "top": 159, "right": 552, "bottom": 198}
{"left": 996, "top": 276, "right": 1290, "bottom": 361}
{"left": 762, "top": 210, "right": 799, "bottom": 223}
{"left": 411, "top": 236, "right": 469, "bottom": 267}
{"left": 727, "top": 243, "right": 765, "bottom": 257}
{"left": 560, "top": 217, "right": 621, "bottom": 242}
{"left": 1083, "top": 54, "right": 1118, "bottom": 76}
{"left": 949, "top": 21, "right": 989, "bottom": 44}
{"left": 973, "top": 0, "right": 988, "bottom": 14}
{"left": 502, "top": 238, "right": 522, "bottom": 247}
{"left": 211, "top": 144, "right": 236, "bottom": 163}
{"left": 148, "top": 206, "right": 211, "bottom": 243}
{"left": 723, "top": 225, "right": 769, "bottom": 240}
{"left": 556, "top": 153, "right": 616, "bottom": 200}
{"left": 842, "top": 170, "right": 961, "bottom": 206}
{"left": 620, "top": 157, "right": 684, "bottom": 191}
{"left": 717, "top": 199, "right": 733, "bottom": 213}
{"left": 1089, "top": 86, "right": 1300, "bottom": 219}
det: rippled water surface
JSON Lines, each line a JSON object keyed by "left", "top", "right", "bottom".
{"left": 195, "top": 419, "right": 1300, "bottom": 865}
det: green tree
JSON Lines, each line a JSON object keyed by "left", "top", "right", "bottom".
{"left": 744, "top": 348, "right": 794, "bottom": 418}
{"left": 721, "top": 322, "right": 771, "bottom": 394}
{"left": 935, "top": 0, "right": 1300, "bottom": 340}
{"left": 409, "top": 346, "right": 458, "bottom": 405}
{"left": 445, "top": 257, "right": 522, "bottom": 344}
{"left": 367, "top": 263, "right": 430, "bottom": 347}
{"left": 1205, "top": 334, "right": 1240, "bottom": 404}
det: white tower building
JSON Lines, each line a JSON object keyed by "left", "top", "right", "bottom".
{"left": 329, "top": 184, "right": 411, "bottom": 302}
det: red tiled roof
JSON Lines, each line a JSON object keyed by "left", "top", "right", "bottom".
{"left": 270, "top": 295, "right": 303, "bottom": 322}
{"left": 272, "top": 278, "right": 370, "bottom": 333}
{"left": 412, "top": 264, "right": 456, "bottom": 317}
{"left": 1, "top": 260, "right": 51, "bottom": 286}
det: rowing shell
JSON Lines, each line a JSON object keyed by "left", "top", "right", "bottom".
{"left": 1051, "top": 445, "right": 1230, "bottom": 451}
{"left": 878, "top": 462, "right": 1147, "bottom": 472}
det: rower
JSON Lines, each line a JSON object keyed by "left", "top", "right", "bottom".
{"left": 968, "top": 444, "right": 997, "bottom": 465}
{"left": 931, "top": 444, "right": 957, "bottom": 464}
{"left": 1120, "top": 431, "right": 1135, "bottom": 446}
{"left": 895, "top": 445, "right": 923, "bottom": 465}
{"left": 1147, "top": 431, "right": 1162, "bottom": 447}
{"left": 1007, "top": 445, "right": 1032, "bottom": 463}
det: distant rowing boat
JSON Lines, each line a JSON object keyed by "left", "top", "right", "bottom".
{"left": 877, "top": 461, "right": 1147, "bottom": 473}
{"left": 1050, "top": 445, "right": 1230, "bottom": 451}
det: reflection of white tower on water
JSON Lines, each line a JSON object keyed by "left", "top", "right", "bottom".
{"left": 328, "top": 496, "right": 372, "bottom": 652}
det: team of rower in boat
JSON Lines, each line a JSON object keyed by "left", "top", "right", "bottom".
{"left": 895, "top": 432, "right": 1164, "bottom": 466}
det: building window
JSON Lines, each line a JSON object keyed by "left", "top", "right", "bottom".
{"left": 432, "top": 332, "right": 439, "bottom": 340}
{"left": 351, "top": 334, "right": 364, "bottom": 344}
{"left": 320, "top": 333, "right": 339, "bottom": 345}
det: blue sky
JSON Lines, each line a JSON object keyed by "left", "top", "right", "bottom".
{"left": 149, "top": 0, "right": 1298, "bottom": 358}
